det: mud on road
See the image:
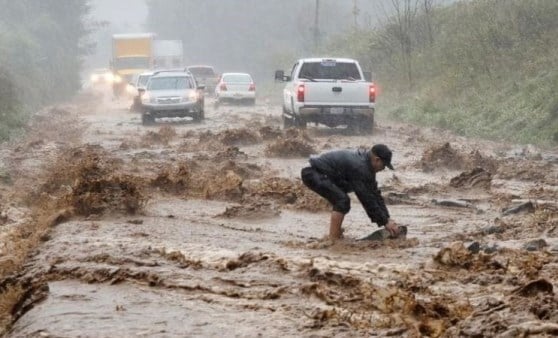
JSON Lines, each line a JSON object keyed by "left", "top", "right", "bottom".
{"left": 1, "top": 89, "right": 557, "bottom": 337}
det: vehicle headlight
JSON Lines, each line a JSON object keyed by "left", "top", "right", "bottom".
{"left": 105, "top": 73, "right": 115, "bottom": 83}
{"left": 141, "top": 93, "right": 150, "bottom": 104}
{"left": 113, "top": 74, "right": 122, "bottom": 83}
{"left": 183, "top": 92, "right": 198, "bottom": 102}
{"left": 126, "top": 84, "right": 136, "bottom": 94}
{"left": 90, "top": 74, "right": 99, "bottom": 82}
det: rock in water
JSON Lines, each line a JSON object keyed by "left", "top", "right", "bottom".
{"left": 360, "top": 225, "right": 408, "bottom": 241}
{"left": 502, "top": 201, "right": 535, "bottom": 216}
{"left": 523, "top": 239, "right": 548, "bottom": 251}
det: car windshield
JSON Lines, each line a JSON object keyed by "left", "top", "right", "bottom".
{"left": 188, "top": 67, "right": 215, "bottom": 77}
{"left": 148, "top": 76, "right": 193, "bottom": 90}
{"left": 223, "top": 74, "right": 252, "bottom": 83}
{"left": 138, "top": 75, "right": 152, "bottom": 87}
{"left": 299, "top": 61, "right": 361, "bottom": 80}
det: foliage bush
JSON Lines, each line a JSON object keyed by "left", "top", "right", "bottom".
{"left": 0, "top": 0, "right": 91, "bottom": 141}
{"left": 326, "top": 0, "right": 558, "bottom": 146}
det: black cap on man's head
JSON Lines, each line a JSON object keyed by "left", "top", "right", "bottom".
{"left": 372, "top": 144, "right": 394, "bottom": 170}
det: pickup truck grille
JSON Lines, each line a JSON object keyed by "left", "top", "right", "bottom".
{"left": 157, "top": 97, "right": 180, "bottom": 104}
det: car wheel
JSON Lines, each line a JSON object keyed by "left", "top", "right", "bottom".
{"left": 130, "top": 97, "right": 141, "bottom": 112}
{"left": 196, "top": 110, "right": 205, "bottom": 122}
{"left": 142, "top": 113, "right": 155, "bottom": 126}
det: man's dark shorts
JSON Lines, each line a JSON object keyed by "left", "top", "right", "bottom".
{"left": 301, "top": 166, "right": 350, "bottom": 214}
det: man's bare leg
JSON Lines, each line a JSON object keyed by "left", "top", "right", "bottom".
{"left": 329, "top": 211, "right": 345, "bottom": 240}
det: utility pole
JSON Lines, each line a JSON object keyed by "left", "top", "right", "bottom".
{"left": 352, "top": 0, "right": 360, "bottom": 29}
{"left": 314, "top": 0, "right": 320, "bottom": 51}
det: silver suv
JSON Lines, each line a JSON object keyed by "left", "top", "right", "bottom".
{"left": 140, "top": 72, "right": 205, "bottom": 125}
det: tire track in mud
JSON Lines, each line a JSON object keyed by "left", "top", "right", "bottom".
{"left": 2, "top": 91, "right": 558, "bottom": 336}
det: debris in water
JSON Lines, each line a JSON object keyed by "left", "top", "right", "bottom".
{"left": 502, "top": 201, "right": 535, "bottom": 216}
{"left": 359, "top": 225, "right": 408, "bottom": 241}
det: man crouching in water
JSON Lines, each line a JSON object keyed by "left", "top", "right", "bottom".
{"left": 301, "top": 144, "right": 400, "bottom": 241}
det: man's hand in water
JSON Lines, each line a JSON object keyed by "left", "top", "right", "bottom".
{"left": 385, "top": 220, "right": 400, "bottom": 237}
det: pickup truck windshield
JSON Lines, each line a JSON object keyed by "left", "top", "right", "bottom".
{"left": 148, "top": 77, "right": 193, "bottom": 90}
{"left": 299, "top": 62, "right": 361, "bottom": 80}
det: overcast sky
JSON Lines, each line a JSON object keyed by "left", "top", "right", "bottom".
{"left": 84, "top": 0, "right": 148, "bottom": 69}
{"left": 90, "top": 0, "right": 148, "bottom": 31}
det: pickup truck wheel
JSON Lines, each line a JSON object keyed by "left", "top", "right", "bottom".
{"left": 358, "top": 116, "right": 374, "bottom": 134}
{"left": 283, "top": 115, "right": 294, "bottom": 129}
{"left": 282, "top": 105, "right": 293, "bottom": 129}
{"left": 295, "top": 117, "right": 307, "bottom": 129}
{"left": 289, "top": 100, "right": 306, "bottom": 129}
{"left": 142, "top": 113, "right": 155, "bottom": 126}
{"left": 347, "top": 116, "right": 374, "bottom": 134}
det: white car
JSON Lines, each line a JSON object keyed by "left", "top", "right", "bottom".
{"left": 214, "top": 72, "right": 256, "bottom": 107}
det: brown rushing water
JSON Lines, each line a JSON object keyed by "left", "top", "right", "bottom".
{"left": 1, "top": 86, "right": 557, "bottom": 337}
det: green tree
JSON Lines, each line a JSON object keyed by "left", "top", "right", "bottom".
{"left": 0, "top": 0, "right": 92, "bottom": 141}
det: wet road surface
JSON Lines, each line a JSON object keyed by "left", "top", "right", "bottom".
{"left": 1, "top": 88, "right": 557, "bottom": 337}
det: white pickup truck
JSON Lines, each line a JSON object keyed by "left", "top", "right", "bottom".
{"left": 274, "top": 58, "right": 376, "bottom": 134}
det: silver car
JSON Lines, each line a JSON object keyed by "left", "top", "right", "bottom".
{"left": 129, "top": 71, "right": 154, "bottom": 112}
{"left": 140, "top": 72, "right": 205, "bottom": 125}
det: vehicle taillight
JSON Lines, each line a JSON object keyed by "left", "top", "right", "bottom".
{"left": 297, "top": 84, "right": 305, "bottom": 102}
{"left": 369, "top": 83, "right": 376, "bottom": 103}
{"left": 220, "top": 82, "right": 227, "bottom": 91}
{"left": 249, "top": 83, "right": 255, "bottom": 91}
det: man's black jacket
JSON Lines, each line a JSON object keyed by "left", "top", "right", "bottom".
{"left": 309, "top": 148, "right": 390, "bottom": 226}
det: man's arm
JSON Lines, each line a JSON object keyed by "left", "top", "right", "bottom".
{"left": 375, "top": 189, "right": 390, "bottom": 219}
{"left": 352, "top": 179, "right": 389, "bottom": 226}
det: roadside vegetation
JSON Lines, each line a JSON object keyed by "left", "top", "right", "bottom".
{"left": 326, "top": 0, "right": 558, "bottom": 146}
{"left": 0, "top": 1, "right": 92, "bottom": 141}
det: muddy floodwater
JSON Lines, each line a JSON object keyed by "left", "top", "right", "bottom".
{"left": 1, "top": 88, "right": 557, "bottom": 337}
